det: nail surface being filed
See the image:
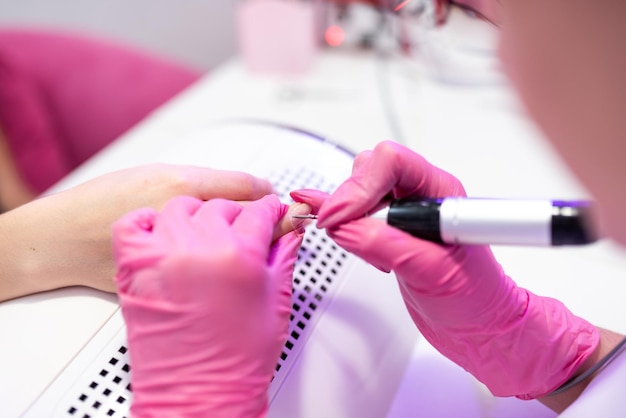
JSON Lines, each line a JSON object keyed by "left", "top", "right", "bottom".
{"left": 291, "top": 214, "right": 319, "bottom": 219}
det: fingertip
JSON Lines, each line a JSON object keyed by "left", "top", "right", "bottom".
{"left": 260, "top": 193, "right": 288, "bottom": 215}
{"left": 234, "top": 173, "right": 274, "bottom": 201}
{"left": 289, "top": 189, "right": 312, "bottom": 201}
{"left": 288, "top": 202, "right": 312, "bottom": 230}
{"left": 160, "top": 195, "right": 204, "bottom": 218}
{"left": 253, "top": 177, "right": 275, "bottom": 199}
{"left": 192, "top": 197, "right": 244, "bottom": 226}
{"left": 351, "top": 149, "right": 373, "bottom": 173}
{"left": 241, "top": 194, "right": 287, "bottom": 226}
{"left": 325, "top": 217, "right": 402, "bottom": 271}
{"left": 270, "top": 229, "right": 304, "bottom": 267}
{"left": 233, "top": 194, "right": 287, "bottom": 252}
{"left": 289, "top": 189, "right": 329, "bottom": 208}
{"left": 191, "top": 168, "right": 274, "bottom": 201}
{"left": 112, "top": 207, "right": 158, "bottom": 246}
{"left": 111, "top": 207, "right": 159, "bottom": 284}
{"left": 317, "top": 200, "right": 351, "bottom": 228}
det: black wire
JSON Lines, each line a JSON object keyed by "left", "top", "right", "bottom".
{"left": 448, "top": 0, "right": 502, "bottom": 28}
{"left": 375, "top": 51, "right": 407, "bottom": 145}
{"left": 371, "top": 0, "right": 500, "bottom": 145}
{"left": 373, "top": 4, "right": 408, "bottom": 145}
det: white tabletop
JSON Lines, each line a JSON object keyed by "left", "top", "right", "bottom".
{"left": 2, "top": 10, "right": 626, "bottom": 418}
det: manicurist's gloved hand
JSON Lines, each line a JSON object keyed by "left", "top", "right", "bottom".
{"left": 291, "top": 141, "right": 599, "bottom": 400}
{"left": 112, "top": 194, "right": 303, "bottom": 418}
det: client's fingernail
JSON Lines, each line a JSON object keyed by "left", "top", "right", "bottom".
{"left": 289, "top": 203, "right": 313, "bottom": 231}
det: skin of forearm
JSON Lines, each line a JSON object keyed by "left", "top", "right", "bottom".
{"left": 0, "top": 206, "right": 72, "bottom": 302}
{"left": 538, "top": 327, "right": 625, "bottom": 413}
{"left": 0, "top": 193, "right": 111, "bottom": 302}
{"left": 0, "top": 189, "right": 308, "bottom": 303}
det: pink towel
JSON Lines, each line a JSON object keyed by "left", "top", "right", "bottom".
{"left": 0, "top": 28, "right": 201, "bottom": 192}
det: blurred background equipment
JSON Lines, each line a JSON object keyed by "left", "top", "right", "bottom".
{"left": 0, "top": 0, "right": 236, "bottom": 71}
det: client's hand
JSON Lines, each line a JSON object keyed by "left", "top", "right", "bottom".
{"left": 0, "top": 164, "right": 279, "bottom": 301}
{"left": 113, "top": 194, "right": 302, "bottom": 418}
{"left": 291, "top": 141, "right": 599, "bottom": 400}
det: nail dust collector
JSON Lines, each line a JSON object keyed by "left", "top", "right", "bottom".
{"left": 25, "top": 121, "right": 417, "bottom": 418}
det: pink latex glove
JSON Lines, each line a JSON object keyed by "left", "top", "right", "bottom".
{"left": 112, "top": 194, "right": 303, "bottom": 417}
{"left": 290, "top": 141, "right": 599, "bottom": 399}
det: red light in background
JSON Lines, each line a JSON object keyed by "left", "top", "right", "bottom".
{"left": 324, "top": 25, "right": 345, "bottom": 47}
{"left": 394, "top": 0, "right": 412, "bottom": 12}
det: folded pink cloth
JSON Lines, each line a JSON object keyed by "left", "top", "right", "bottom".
{"left": 0, "top": 28, "right": 200, "bottom": 192}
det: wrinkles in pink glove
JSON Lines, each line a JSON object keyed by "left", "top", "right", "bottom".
{"left": 112, "top": 194, "right": 302, "bottom": 418}
{"left": 290, "top": 141, "right": 599, "bottom": 400}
